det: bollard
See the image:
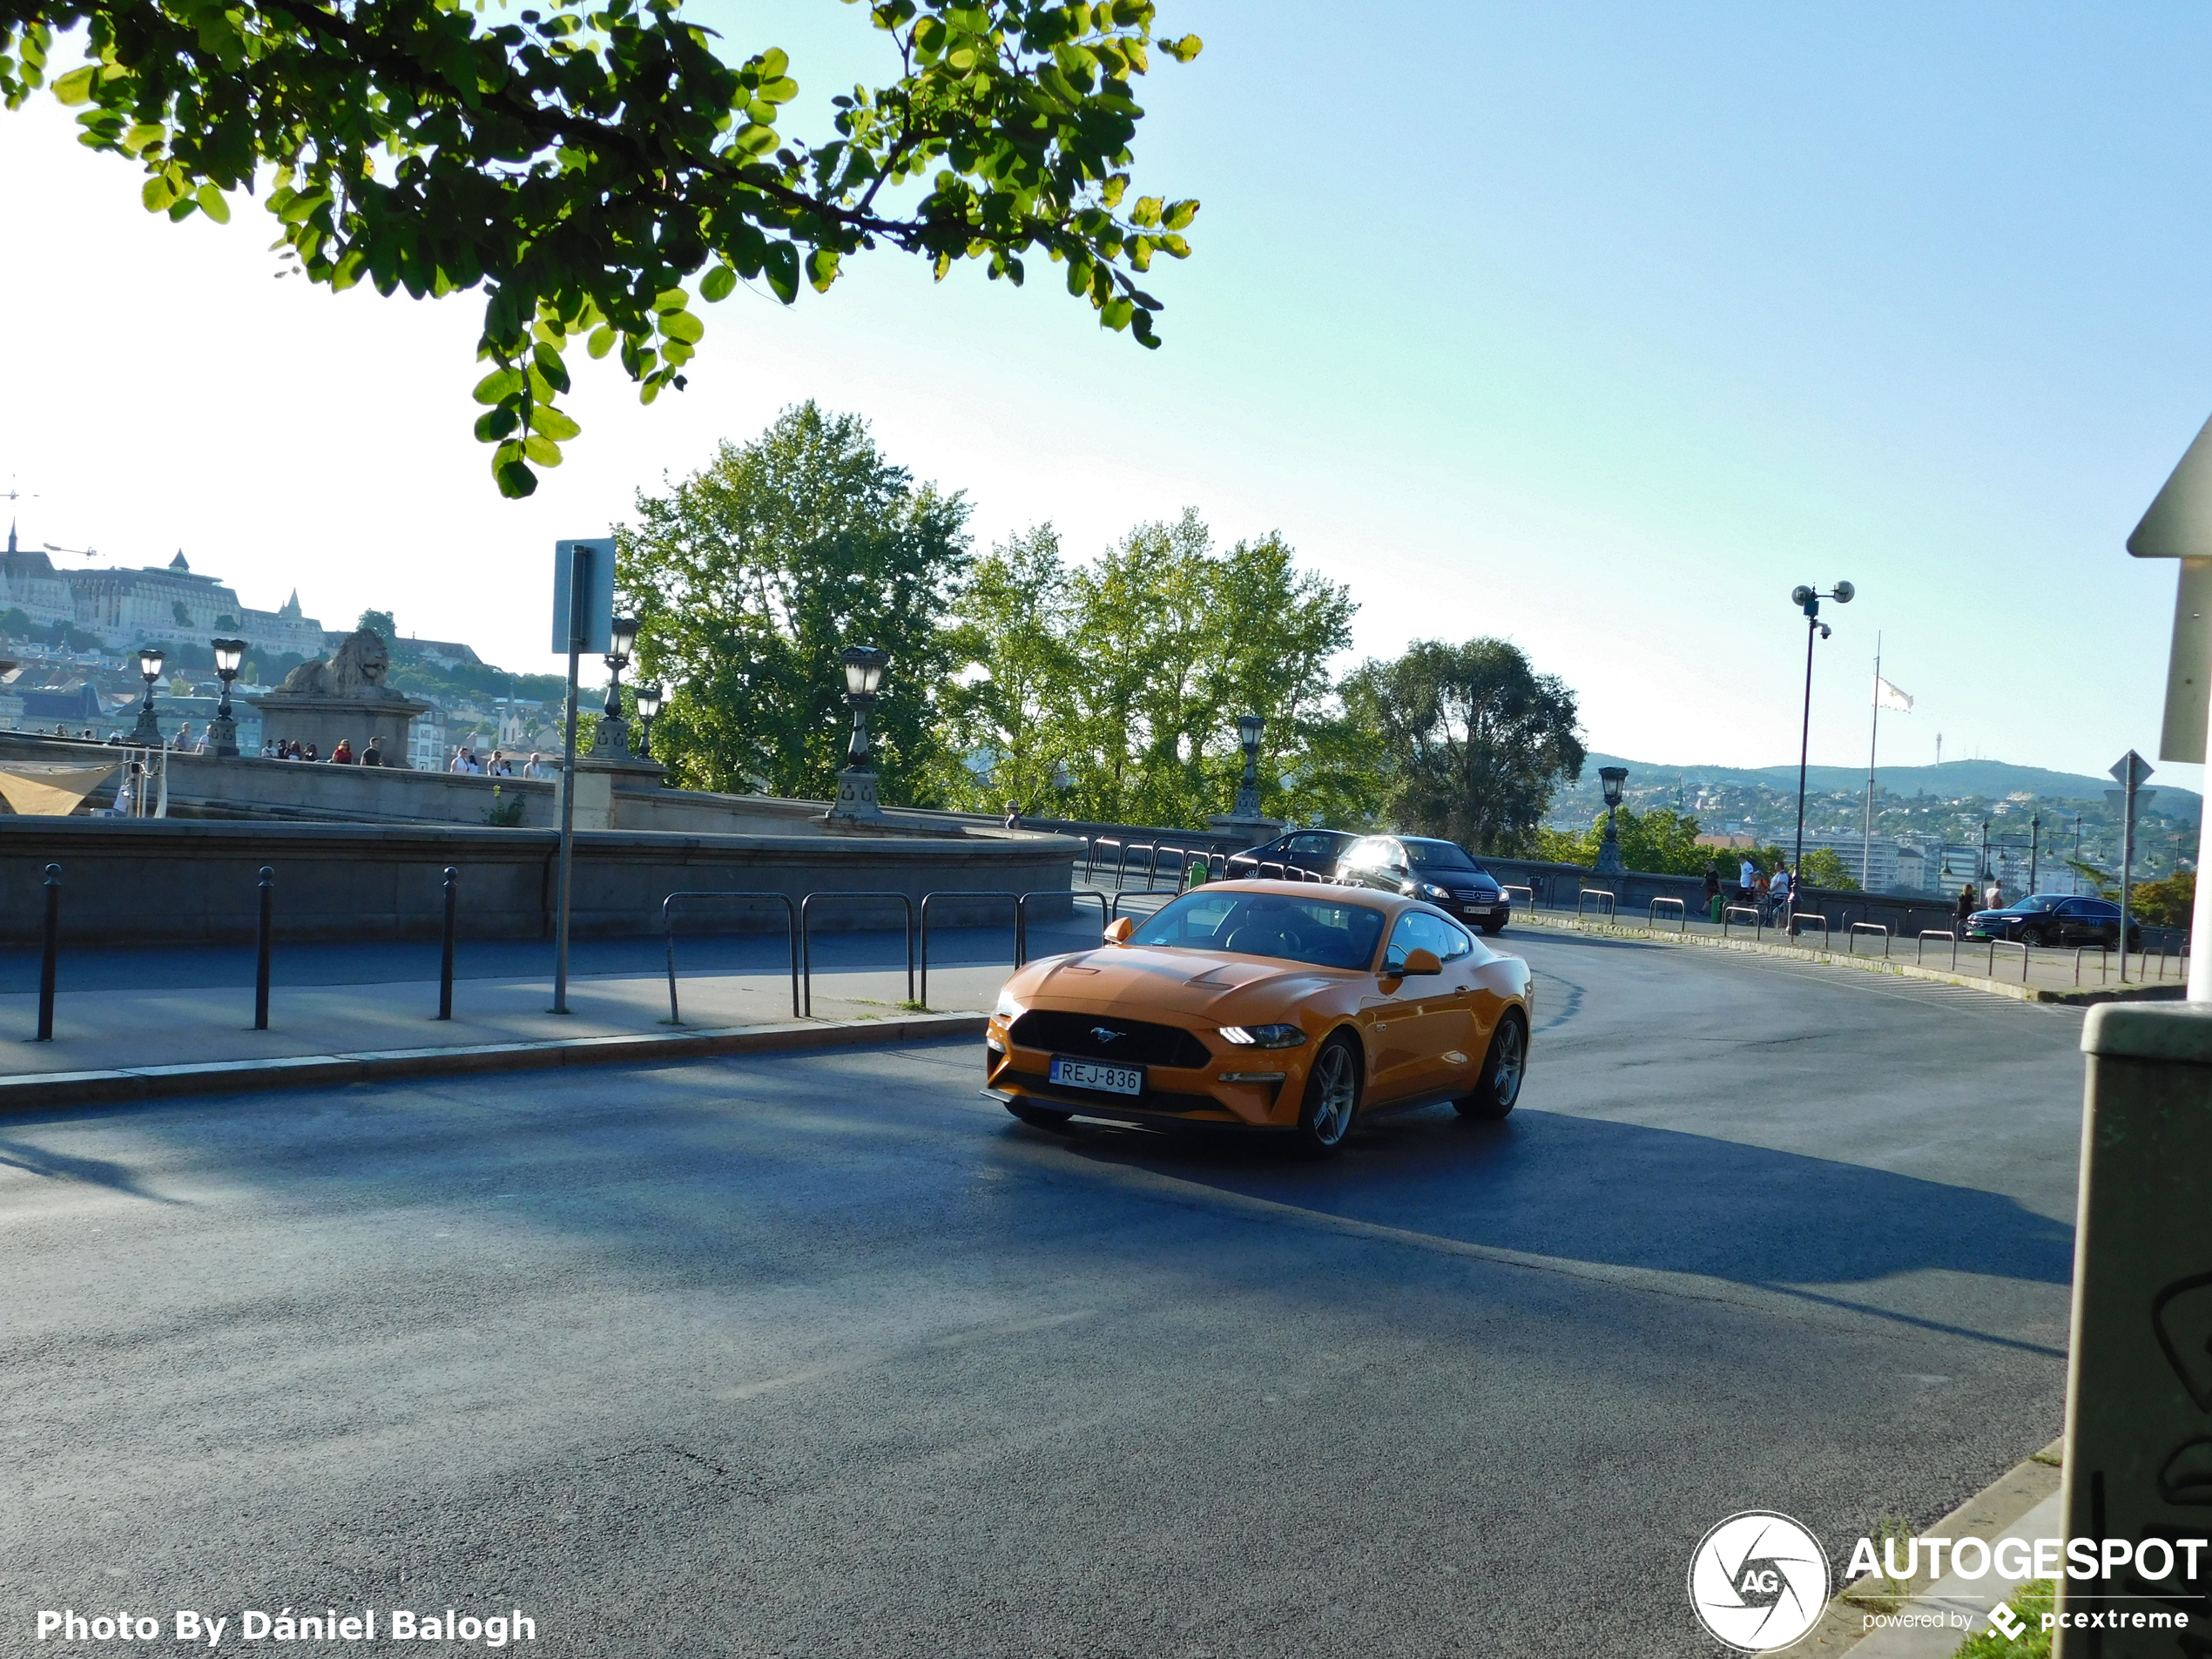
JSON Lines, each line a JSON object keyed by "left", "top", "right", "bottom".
{"left": 436, "top": 866, "right": 457, "bottom": 1021}
{"left": 253, "top": 866, "right": 273, "bottom": 1031}
{"left": 2054, "top": 1003, "right": 2212, "bottom": 1656}
{"left": 34, "top": 862, "right": 59, "bottom": 1042}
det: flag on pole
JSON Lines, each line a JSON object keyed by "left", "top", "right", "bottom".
{"left": 1873, "top": 676, "right": 1913, "bottom": 713}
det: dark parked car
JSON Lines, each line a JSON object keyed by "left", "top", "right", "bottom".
{"left": 1966, "top": 894, "right": 2141, "bottom": 950}
{"left": 1224, "top": 829, "right": 1361, "bottom": 880}
{"left": 1333, "top": 834, "right": 1511, "bottom": 934}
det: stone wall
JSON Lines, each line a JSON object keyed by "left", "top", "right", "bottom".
{"left": 0, "top": 818, "right": 1080, "bottom": 947}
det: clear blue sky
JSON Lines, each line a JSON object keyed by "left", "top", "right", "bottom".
{"left": 1, "top": 2, "right": 2207, "bottom": 788}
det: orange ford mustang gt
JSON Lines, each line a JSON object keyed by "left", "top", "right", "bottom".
{"left": 984, "top": 880, "right": 1534, "bottom": 1154}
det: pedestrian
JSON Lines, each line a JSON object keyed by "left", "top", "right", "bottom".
{"left": 304, "top": 741, "right": 320, "bottom": 762}
{"left": 330, "top": 738, "right": 354, "bottom": 765}
{"left": 449, "top": 745, "right": 467, "bottom": 772}
{"left": 488, "top": 749, "right": 512, "bottom": 776}
{"left": 1985, "top": 877, "right": 2002, "bottom": 911}
{"left": 361, "top": 735, "right": 386, "bottom": 766}
{"left": 1957, "top": 882, "right": 1976, "bottom": 927}
{"left": 172, "top": 721, "right": 192, "bottom": 751}
{"left": 1768, "top": 864, "right": 1793, "bottom": 926}
{"left": 524, "top": 752, "right": 550, "bottom": 779}
{"left": 1003, "top": 799, "right": 1023, "bottom": 830}
{"left": 260, "top": 738, "right": 276, "bottom": 758}
{"left": 1703, "top": 863, "right": 1723, "bottom": 923}
{"left": 1738, "top": 854, "right": 1757, "bottom": 899}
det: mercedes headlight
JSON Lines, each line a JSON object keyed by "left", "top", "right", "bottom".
{"left": 993, "top": 988, "right": 1025, "bottom": 1022}
{"left": 1418, "top": 881, "right": 1452, "bottom": 900}
{"left": 1219, "top": 1024, "right": 1308, "bottom": 1049}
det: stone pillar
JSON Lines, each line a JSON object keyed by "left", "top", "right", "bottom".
{"left": 2054, "top": 1002, "right": 2212, "bottom": 1656}
{"left": 826, "top": 766, "right": 885, "bottom": 822}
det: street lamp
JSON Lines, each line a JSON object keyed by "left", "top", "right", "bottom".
{"left": 590, "top": 616, "right": 639, "bottom": 758}
{"left": 1232, "top": 712, "right": 1266, "bottom": 819}
{"left": 1595, "top": 765, "right": 1629, "bottom": 874}
{"left": 209, "top": 637, "right": 246, "bottom": 759}
{"left": 1787, "top": 581, "right": 1853, "bottom": 882}
{"left": 840, "top": 644, "right": 892, "bottom": 767}
{"left": 131, "top": 645, "right": 166, "bottom": 745}
{"left": 633, "top": 682, "right": 663, "bottom": 759}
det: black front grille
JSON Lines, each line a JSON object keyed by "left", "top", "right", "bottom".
{"left": 1008, "top": 1009, "right": 1211, "bottom": 1069}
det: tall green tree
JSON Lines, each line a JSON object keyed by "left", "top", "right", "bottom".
{"left": 1345, "top": 637, "right": 1586, "bottom": 854}
{"left": 2, "top": 0, "right": 1201, "bottom": 496}
{"left": 927, "top": 510, "right": 1372, "bottom": 827}
{"left": 618, "top": 402, "right": 970, "bottom": 802}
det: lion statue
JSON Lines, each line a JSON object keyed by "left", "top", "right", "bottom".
{"left": 274, "top": 629, "right": 400, "bottom": 699}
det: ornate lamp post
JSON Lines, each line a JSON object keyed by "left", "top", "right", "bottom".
{"left": 1595, "top": 765, "right": 1629, "bottom": 874}
{"left": 1232, "top": 712, "right": 1266, "bottom": 819}
{"left": 208, "top": 637, "right": 246, "bottom": 759}
{"left": 1788, "top": 580, "right": 1852, "bottom": 882}
{"left": 827, "top": 644, "right": 893, "bottom": 820}
{"left": 589, "top": 616, "right": 639, "bottom": 758}
{"left": 130, "top": 645, "right": 166, "bottom": 745}
{"left": 633, "top": 682, "right": 663, "bottom": 759}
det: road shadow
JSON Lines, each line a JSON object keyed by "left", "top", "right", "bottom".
{"left": 1030, "top": 1104, "right": 2074, "bottom": 1293}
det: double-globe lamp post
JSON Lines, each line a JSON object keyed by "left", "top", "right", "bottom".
{"left": 1788, "top": 581, "right": 1853, "bottom": 888}
{"left": 1595, "top": 765, "right": 1629, "bottom": 873}
{"left": 840, "top": 645, "right": 892, "bottom": 766}
{"left": 1232, "top": 712, "right": 1266, "bottom": 819}
{"left": 593, "top": 615, "right": 640, "bottom": 755}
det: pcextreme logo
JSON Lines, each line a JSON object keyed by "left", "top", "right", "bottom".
{"left": 1688, "top": 1511, "right": 1832, "bottom": 1652}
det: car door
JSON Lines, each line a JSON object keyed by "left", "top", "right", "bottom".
{"left": 1425, "top": 914, "right": 1483, "bottom": 1086}
{"left": 1358, "top": 911, "right": 1460, "bottom": 1102}
{"left": 1339, "top": 837, "right": 1391, "bottom": 892}
{"left": 1282, "top": 833, "right": 1335, "bottom": 876}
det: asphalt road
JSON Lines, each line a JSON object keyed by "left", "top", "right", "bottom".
{"left": 0, "top": 927, "right": 2085, "bottom": 1656}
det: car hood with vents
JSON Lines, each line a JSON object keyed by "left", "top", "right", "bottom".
{"left": 1013, "top": 947, "right": 1360, "bottom": 1021}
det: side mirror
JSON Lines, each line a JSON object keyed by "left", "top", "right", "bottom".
{"left": 1400, "top": 947, "right": 1442, "bottom": 976}
{"left": 1104, "top": 916, "right": 1136, "bottom": 945}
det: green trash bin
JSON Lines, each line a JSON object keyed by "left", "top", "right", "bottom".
{"left": 1710, "top": 894, "right": 1724, "bottom": 923}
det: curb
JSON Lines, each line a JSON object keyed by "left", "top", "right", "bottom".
{"left": 1516, "top": 912, "right": 2183, "bottom": 1006}
{"left": 0, "top": 1012, "right": 989, "bottom": 1112}
{"left": 1786, "top": 1437, "right": 2064, "bottom": 1655}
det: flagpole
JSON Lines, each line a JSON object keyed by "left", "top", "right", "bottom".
{"left": 1863, "top": 632, "right": 1880, "bottom": 892}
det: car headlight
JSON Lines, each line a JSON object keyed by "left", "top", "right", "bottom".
{"left": 1418, "top": 882, "right": 1452, "bottom": 900}
{"left": 1219, "top": 1023, "right": 1308, "bottom": 1049}
{"left": 993, "top": 988, "right": 1025, "bottom": 1022}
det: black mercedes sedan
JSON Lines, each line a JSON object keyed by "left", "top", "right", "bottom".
{"left": 1966, "top": 894, "right": 2141, "bottom": 950}
{"left": 1224, "top": 828, "right": 1362, "bottom": 880}
{"left": 1333, "top": 833, "right": 1512, "bottom": 933}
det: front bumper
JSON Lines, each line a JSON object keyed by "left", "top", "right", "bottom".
{"left": 985, "top": 1018, "right": 1300, "bottom": 1127}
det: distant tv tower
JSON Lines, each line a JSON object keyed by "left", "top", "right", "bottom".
{"left": 1936, "top": 733, "right": 1943, "bottom": 767}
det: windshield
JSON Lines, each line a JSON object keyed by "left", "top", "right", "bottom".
{"left": 2004, "top": 898, "right": 2060, "bottom": 913}
{"left": 1406, "top": 840, "right": 1480, "bottom": 872}
{"left": 1130, "top": 890, "right": 1387, "bottom": 970}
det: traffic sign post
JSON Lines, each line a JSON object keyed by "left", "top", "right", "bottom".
{"left": 2126, "top": 421, "right": 2212, "bottom": 1000}
{"left": 2111, "top": 751, "right": 2153, "bottom": 983}
{"left": 550, "top": 538, "right": 615, "bottom": 1015}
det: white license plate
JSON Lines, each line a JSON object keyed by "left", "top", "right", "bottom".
{"left": 1463, "top": 904, "right": 1494, "bottom": 916}
{"left": 1049, "top": 1056, "right": 1144, "bottom": 1096}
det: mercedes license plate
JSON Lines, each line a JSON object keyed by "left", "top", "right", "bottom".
{"left": 1049, "top": 1056, "right": 1144, "bottom": 1096}
{"left": 1463, "top": 904, "right": 1494, "bottom": 917}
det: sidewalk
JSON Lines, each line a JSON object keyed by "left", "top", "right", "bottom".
{"left": 1515, "top": 904, "right": 2185, "bottom": 1004}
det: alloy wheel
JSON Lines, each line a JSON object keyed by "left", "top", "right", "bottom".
{"left": 1309, "top": 1042, "right": 1358, "bottom": 1145}
{"left": 1490, "top": 1017, "right": 1525, "bottom": 1109}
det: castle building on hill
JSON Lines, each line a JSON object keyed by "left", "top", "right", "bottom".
{"left": 0, "top": 529, "right": 328, "bottom": 658}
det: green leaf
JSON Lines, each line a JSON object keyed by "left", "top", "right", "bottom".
{"left": 1163, "top": 199, "right": 1198, "bottom": 230}
{"left": 194, "top": 184, "right": 230, "bottom": 224}
{"left": 699, "top": 263, "right": 737, "bottom": 302}
{"left": 51, "top": 65, "right": 96, "bottom": 105}
{"left": 495, "top": 458, "right": 538, "bottom": 498}
{"left": 472, "top": 367, "right": 523, "bottom": 404}
{"left": 532, "top": 341, "right": 571, "bottom": 393}
{"left": 140, "top": 173, "right": 176, "bottom": 212}
{"left": 587, "top": 326, "right": 617, "bottom": 359}
{"left": 523, "top": 434, "right": 563, "bottom": 467}
{"left": 532, "top": 404, "right": 581, "bottom": 441}
{"left": 762, "top": 241, "right": 799, "bottom": 304}
{"left": 660, "top": 309, "right": 704, "bottom": 343}
{"left": 805, "top": 246, "right": 840, "bottom": 293}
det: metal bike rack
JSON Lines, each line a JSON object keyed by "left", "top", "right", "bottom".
{"left": 799, "top": 891, "right": 914, "bottom": 1016}
{"left": 1992, "top": 938, "right": 2030, "bottom": 982}
{"left": 1500, "top": 884, "right": 1535, "bottom": 913}
{"left": 919, "top": 890, "right": 1020, "bottom": 1010}
{"left": 1721, "top": 904, "right": 1763, "bottom": 942}
{"left": 1648, "top": 896, "right": 1688, "bottom": 934}
{"left": 1847, "top": 921, "right": 1891, "bottom": 958}
{"left": 1789, "top": 912, "right": 1830, "bottom": 948}
{"left": 2074, "top": 945, "right": 2110, "bottom": 987}
{"left": 661, "top": 891, "right": 799, "bottom": 1024}
{"left": 1576, "top": 889, "right": 1615, "bottom": 925}
{"left": 1914, "top": 929, "right": 1958, "bottom": 969}
{"left": 1015, "top": 889, "right": 1110, "bottom": 966}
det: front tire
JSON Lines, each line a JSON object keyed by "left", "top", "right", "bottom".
{"left": 2021, "top": 927, "right": 2046, "bottom": 948}
{"left": 1005, "top": 1100, "right": 1074, "bottom": 1132}
{"left": 1457, "top": 1012, "right": 1527, "bottom": 1121}
{"left": 1293, "top": 1035, "right": 1362, "bottom": 1156}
